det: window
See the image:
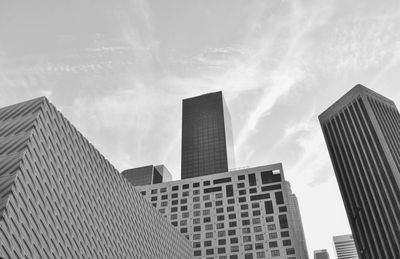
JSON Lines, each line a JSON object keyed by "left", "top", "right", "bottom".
{"left": 194, "top": 250, "right": 201, "bottom": 256}
{"left": 193, "top": 218, "right": 200, "bottom": 224}
{"left": 204, "top": 186, "right": 222, "bottom": 193}
{"left": 204, "top": 217, "right": 211, "bottom": 223}
{"left": 243, "top": 236, "right": 251, "bottom": 242}
{"left": 217, "top": 208, "right": 224, "bottom": 213}
{"left": 160, "top": 187, "right": 167, "bottom": 193}
{"left": 228, "top": 198, "right": 235, "bottom": 204}
{"left": 283, "top": 239, "right": 292, "bottom": 246}
{"left": 193, "top": 182, "right": 200, "bottom": 188}
{"left": 256, "top": 251, "right": 265, "bottom": 258}
{"left": 242, "top": 227, "right": 251, "bottom": 234}
{"left": 172, "top": 193, "right": 178, "bottom": 198}
{"left": 217, "top": 215, "right": 225, "bottom": 221}
{"left": 204, "top": 241, "right": 212, "bottom": 247}
{"left": 183, "top": 191, "right": 189, "bottom": 197}
{"left": 217, "top": 223, "right": 224, "bottom": 229}
{"left": 239, "top": 190, "right": 246, "bottom": 195}
{"left": 181, "top": 198, "right": 187, "bottom": 204}
{"left": 261, "top": 170, "right": 281, "bottom": 184}
{"left": 218, "top": 231, "right": 226, "bottom": 237}
{"left": 245, "top": 253, "right": 253, "bottom": 259}
{"left": 237, "top": 183, "right": 245, "bottom": 188}
{"left": 181, "top": 205, "right": 187, "bottom": 211}
{"left": 217, "top": 247, "right": 226, "bottom": 254}
{"left": 193, "top": 242, "right": 201, "bottom": 248}
{"left": 248, "top": 173, "right": 257, "bottom": 186}
{"left": 180, "top": 220, "right": 187, "bottom": 226}
{"left": 231, "top": 246, "right": 239, "bottom": 252}
{"left": 140, "top": 191, "right": 146, "bottom": 195}
{"left": 226, "top": 185, "right": 233, "bottom": 197}
{"left": 171, "top": 214, "right": 178, "bottom": 220}
{"left": 252, "top": 203, "right": 260, "bottom": 208}
{"left": 281, "top": 231, "right": 290, "bottom": 237}
{"left": 266, "top": 216, "right": 274, "bottom": 222}
{"left": 194, "top": 211, "right": 201, "bottom": 217}
{"left": 216, "top": 200, "right": 223, "bottom": 206}
{"left": 193, "top": 196, "right": 200, "bottom": 202}
{"left": 244, "top": 244, "right": 253, "bottom": 251}
{"left": 194, "top": 226, "right": 201, "bottom": 232}
{"left": 269, "top": 232, "right": 278, "bottom": 239}
{"left": 229, "top": 221, "right": 237, "bottom": 227}
{"left": 214, "top": 177, "right": 231, "bottom": 184}
{"left": 255, "top": 243, "right": 264, "bottom": 250}
{"left": 228, "top": 229, "right": 236, "bottom": 235}
{"left": 238, "top": 175, "right": 245, "bottom": 180}
{"left": 151, "top": 189, "right": 157, "bottom": 194}
{"left": 252, "top": 218, "right": 261, "bottom": 224}
{"left": 241, "top": 212, "right": 249, "bottom": 218}
{"left": 250, "top": 188, "right": 257, "bottom": 194}
{"left": 193, "top": 234, "right": 201, "bottom": 240}
{"left": 279, "top": 206, "right": 287, "bottom": 212}
{"left": 279, "top": 214, "right": 288, "bottom": 229}
{"left": 194, "top": 203, "right": 201, "bottom": 209}
{"left": 230, "top": 237, "right": 238, "bottom": 244}
{"left": 286, "top": 248, "right": 295, "bottom": 255}
{"left": 206, "top": 249, "right": 214, "bottom": 255}
{"left": 229, "top": 214, "right": 236, "bottom": 219}
{"left": 242, "top": 219, "right": 250, "bottom": 225}
{"left": 265, "top": 201, "right": 274, "bottom": 214}
{"left": 269, "top": 241, "right": 278, "bottom": 248}
{"left": 252, "top": 210, "right": 261, "bottom": 216}
{"left": 161, "top": 194, "right": 168, "bottom": 200}
{"left": 204, "top": 180, "right": 210, "bottom": 186}
{"left": 255, "top": 234, "right": 264, "bottom": 241}
{"left": 275, "top": 191, "right": 284, "bottom": 205}
{"left": 203, "top": 209, "right": 210, "bottom": 215}
{"left": 183, "top": 184, "right": 189, "bottom": 189}
{"left": 171, "top": 221, "right": 178, "bottom": 226}
{"left": 161, "top": 201, "right": 167, "bottom": 207}
{"left": 205, "top": 202, "right": 212, "bottom": 208}
{"left": 203, "top": 195, "right": 210, "bottom": 201}
{"left": 171, "top": 207, "right": 178, "bottom": 212}
{"left": 205, "top": 224, "right": 213, "bottom": 230}
{"left": 261, "top": 184, "right": 281, "bottom": 192}
{"left": 241, "top": 204, "right": 248, "bottom": 210}
{"left": 239, "top": 197, "right": 246, "bottom": 203}
{"left": 159, "top": 208, "right": 165, "bottom": 214}
{"left": 271, "top": 250, "right": 280, "bottom": 257}
{"left": 216, "top": 193, "right": 223, "bottom": 199}
{"left": 172, "top": 200, "right": 178, "bottom": 205}
{"left": 227, "top": 206, "right": 235, "bottom": 212}
{"left": 267, "top": 224, "right": 276, "bottom": 231}
{"left": 254, "top": 226, "right": 262, "bottom": 232}
{"left": 180, "top": 228, "right": 187, "bottom": 233}
{"left": 193, "top": 189, "right": 200, "bottom": 195}
{"left": 206, "top": 232, "right": 213, "bottom": 238}
{"left": 151, "top": 196, "right": 157, "bottom": 201}
{"left": 250, "top": 193, "right": 270, "bottom": 201}
{"left": 172, "top": 186, "right": 178, "bottom": 191}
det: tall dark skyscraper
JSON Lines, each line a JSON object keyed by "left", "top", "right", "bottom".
{"left": 181, "top": 91, "right": 235, "bottom": 179}
{"left": 319, "top": 84, "right": 400, "bottom": 259}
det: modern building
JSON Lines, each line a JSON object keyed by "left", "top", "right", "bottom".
{"left": 122, "top": 164, "right": 172, "bottom": 186}
{"left": 319, "top": 84, "right": 400, "bottom": 259}
{"left": 0, "top": 97, "right": 192, "bottom": 259}
{"left": 333, "top": 234, "right": 359, "bottom": 259}
{"left": 181, "top": 91, "right": 235, "bottom": 179}
{"left": 314, "top": 249, "right": 330, "bottom": 259}
{"left": 136, "top": 163, "right": 309, "bottom": 259}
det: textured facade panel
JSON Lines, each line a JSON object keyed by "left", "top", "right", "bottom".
{"left": 319, "top": 84, "right": 400, "bottom": 259}
{"left": 137, "top": 164, "right": 309, "bottom": 259}
{"left": 0, "top": 97, "right": 192, "bottom": 259}
{"left": 181, "top": 91, "right": 235, "bottom": 179}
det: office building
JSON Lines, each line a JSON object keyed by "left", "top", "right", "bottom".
{"left": 122, "top": 164, "right": 172, "bottom": 186}
{"left": 314, "top": 249, "right": 330, "bottom": 259}
{"left": 0, "top": 97, "right": 192, "bottom": 258}
{"left": 181, "top": 91, "right": 235, "bottom": 179}
{"left": 136, "top": 163, "right": 309, "bottom": 259}
{"left": 333, "top": 234, "right": 359, "bottom": 259}
{"left": 319, "top": 84, "right": 400, "bottom": 258}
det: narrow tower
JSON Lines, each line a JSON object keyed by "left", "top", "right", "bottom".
{"left": 319, "top": 84, "right": 400, "bottom": 259}
{"left": 181, "top": 91, "right": 235, "bottom": 179}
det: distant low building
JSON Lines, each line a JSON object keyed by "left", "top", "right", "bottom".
{"left": 122, "top": 164, "right": 172, "bottom": 186}
{"left": 314, "top": 249, "right": 330, "bottom": 259}
{"left": 333, "top": 234, "right": 359, "bottom": 259}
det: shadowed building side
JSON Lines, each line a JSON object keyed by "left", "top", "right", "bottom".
{"left": 0, "top": 97, "right": 192, "bottom": 259}
{"left": 319, "top": 84, "right": 400, "bottom": 259}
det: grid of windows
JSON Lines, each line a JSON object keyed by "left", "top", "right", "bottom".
{"left": 137, "top": 164, "right": 305, "bottom": 258}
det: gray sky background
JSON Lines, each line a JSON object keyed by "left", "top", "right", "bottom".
{"left": 1, "top": 0, "right": 400, "bottom": 257}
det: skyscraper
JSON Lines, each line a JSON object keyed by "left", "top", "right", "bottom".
{"left": 122, "top": 164, "right": 172, "bottom": 186}
{"left": 314, "top": 249, "right": 330, "bottom": 259}
{"left": 333, "top": 234, "right": 359, "bottom": 259}
{"left": 0, "top": 97, "right": 192, "bottom": 258}
{"left": 181, "top": 91, "right": 235, "bottom": 179}
{"left": 319, "top": 84, "right": 400, "bottom": 259}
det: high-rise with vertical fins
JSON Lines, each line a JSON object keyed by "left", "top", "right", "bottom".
{"left": 319, "top": 84, "right": 400, "bottom": 259}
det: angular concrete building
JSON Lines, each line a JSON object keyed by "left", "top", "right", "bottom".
{"left": 319, "top": 84, "right": 400, "bottom": 259}
{"left": 181, "top": 91, "right": 235, "bottom": 179}
{"left": 0, "top": 97, "right": 192, "bottom": 258}
{"left": 314, "top": 249, "right": 330, "bottom": 259}
{"left": 136, "top": 163, "right": 309, "bottom": 259}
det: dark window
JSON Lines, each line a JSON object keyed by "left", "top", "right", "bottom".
{"left": 193, "top": 182, "right": 200, "bottom": 188}
{"left": 248, "top": 173, "right": 257, "bottom": 186}
{"left": 229, "top": 221, "right": 237, "bottom": 227}
{"left": 204, "top": 186, "right": 222, "bottom": 193}
{"left": 231, "top": 237, "right": 238, "bottom": 243}
{"left": 241, "top": 204, "right": 248, "bottom": 210}
{"left": 181, "top": 198, "right": 187, "bottom": 204}
{"left": 265, "top": 200, "right": 274, "bottom": 214}
{"left": 227, "top": 206, "right": 234, "bottom": 212}
{"left": 252, "top": 203, "right": 260, "bottom": 208}
{"left": 228, "top": 229, "right": 236, "bottom": 235}
{"left": 238, "top": 175, "right": 245, "bottom": 180}
{"left": 194, "top": 250, "right": 201, "bottom": 256}
{"left": 226, "top": 185, "right": 234, "bottom": 197}
{"left": 241, "top": 212, "right": 249, "bottom": 218}
{"left": 172, "top": 200, "right": 178, "bottom": 205}
{"left": 229, "top": 214, "right": 236, "bottom": 219}
{"left": 172, "top": 186, "right": 179, "bottom": 191}
{"left": 204, "top": 180, "right": 210, "bottom": 186}
{"left": 279, "top": 206, "right": 287, "bottom": 212}
{"left": 183, "top": 184, "right": 189, "bottom": 189}
{"left": 171, "top": 221, "right": 178, "bottom": 226}
{"left": 283, "top": 239, "right": 291, "bottom": 246}
{"left": 205, "top": 202, "right": 212, "bottom": 207}
{"left": 237, "top": 183, "right": 245, "bottom": 188}
{"left": 286, "top": 248, "right": 295, "bottom": 255}
{"left": 275, "top": 192, "right": 284, "bottom": 205}
{"left": 214, "top": 177, "right": 231, "bottom": 184}
{"left": 218, "top": 239, "right": 226, "bottom": 245}
{"left": 204, "top": 240, "right": 212, "bottom": 247}
{"left": 242, "top": 219, "right": 250, "bottom": 225}
{"left": 171, "top": 207, "right": 178, "bottom": 212}
{"left": 217, "top": 208, "right": 224, "bottom": 213}
{"left": 218, "top": 247, "right": 226, "bottom": 254}
{"left": 151, "top": 189, "right": 157, "bottom": 194}
{"left": 239, "top": 190, "right": 246, "bottom": 195}
{"left": 140, "top": 191, "right": 146, "bottom": 195}
{"left": 206, "top": 249, "right": 214, "bottom": 255}
{"left": 215, "top": 200, "right": 223, "bottom": 206}
{"left": 261, "top": 184, "right": 281, "bottom": 192}
{"left": 269, "top": 241, "right": 278, "bottom": 248}
{"left": 239, "top": 197, "right": 246, "bottom": 203}
{"left": 281, "top": 231, "right": 290, "bottom": 237}
{"left": 249, "top": 188, "right": 257, "bottom": 193}
{"left": 279, "top": 215, "right": 288, "bottom": 229}
{"left": 261, "top": 170, "right": 281, "bottom": 184}
{"left": 181, "top": 206, "right": 187, "bottom": 211}
{"left": 217, "top": 215, "right": 225, "bottom": 221}
{"left": 161, "top": 195, "right": 168, "bottom": 200}
{"left": 151, "top": 196, "right": 157, "bottom": 201}
{"left": 253, "top": 210, "right": 261, "bottom": 216}
{"left": 180, "top": 228, "right": 187, "bottom": 233}
{"left": 204, "top": 217, "right": 211, "bottom": 223}
{"left": 171, "top": 193, "right": 178, "bottom": 198}
{"left": 228, "top": 198, "right": 235, "bottom": 204}
{"left": 250, "top": 193, "right": 270, "bottom": 201}
{"left": 194, "top": 226, "right": 201, "bottom": 232}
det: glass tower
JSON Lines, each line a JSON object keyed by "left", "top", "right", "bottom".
{"left": 319, "top": 84, "right": 400, "bottom": 259}
{"left": 181, "top": 91, "right": 235, "bottom": 179}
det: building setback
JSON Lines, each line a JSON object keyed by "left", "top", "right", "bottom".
{"left": 319, "top": 84, "right": 400, "bottom": 259}
{"left": 314, "top": 249, "right": 330, "bottom": 259}
{"left": 122, "top": 164, "right": 172, "bottom": 186}
{"left": 333, "top": 234, "right": 359, "bottom": 259}
{"left": 0, "top": 97, "right": 192, "bottom": 259}
{"left": 136, "top": 163, "right": 309, "bottom": 259}
{"left": 181, "top": 91, "right": 235, "bottom": 179}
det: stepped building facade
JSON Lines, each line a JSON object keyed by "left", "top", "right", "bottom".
{"left": 0, "top": 97, "right": 192, "bottom": 259}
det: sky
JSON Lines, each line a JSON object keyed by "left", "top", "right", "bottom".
{"left": 1, "top": 0, "right": 400, "bottom": 257}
